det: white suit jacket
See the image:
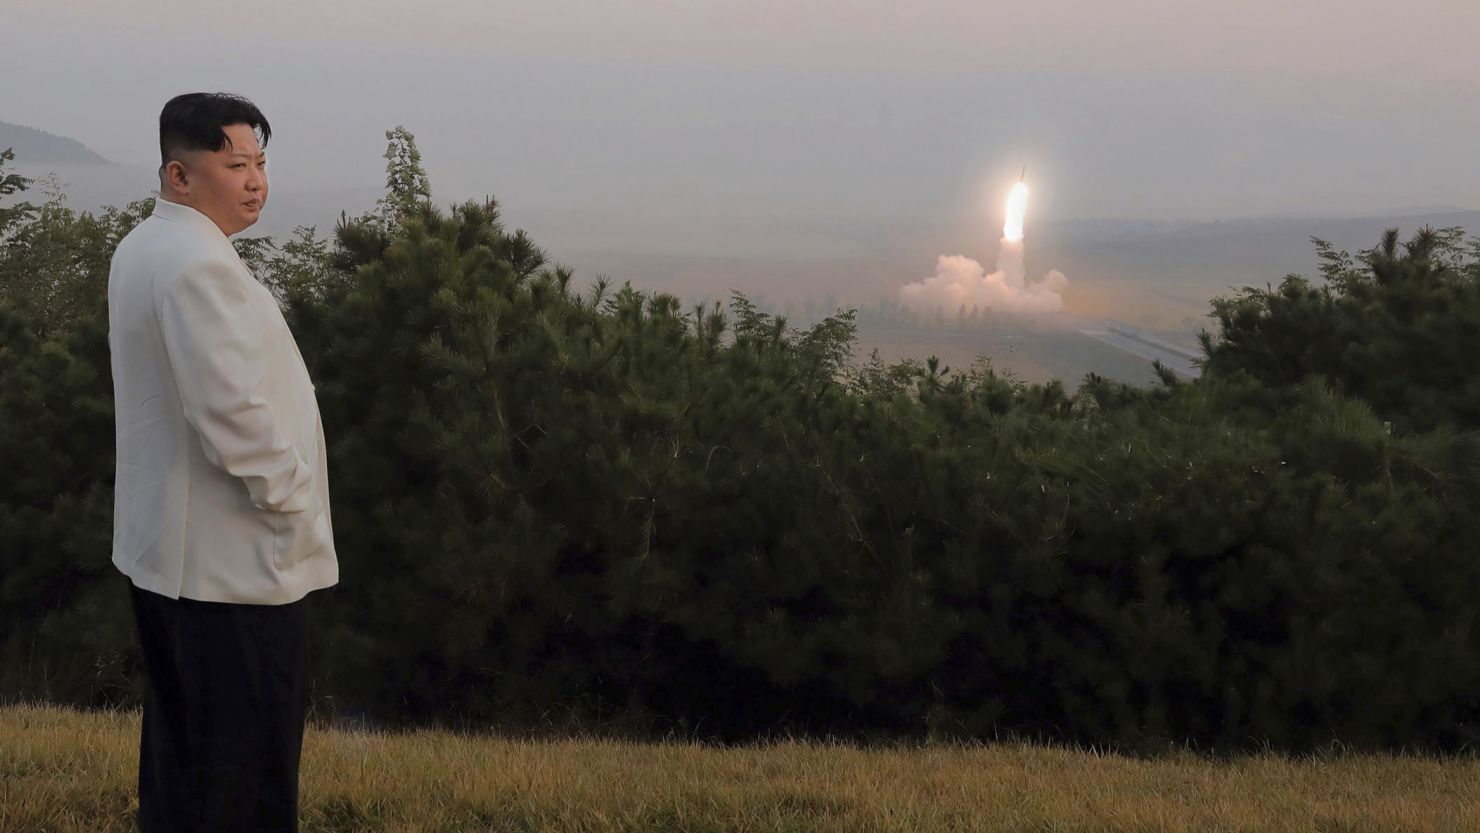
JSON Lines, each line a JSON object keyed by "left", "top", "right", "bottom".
{"left": 108, "top": 199, "right": 338, "bottom": 605}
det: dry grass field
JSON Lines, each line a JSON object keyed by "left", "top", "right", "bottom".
{"left": 4, "top": 702, "right": 1478, "bottom": 832}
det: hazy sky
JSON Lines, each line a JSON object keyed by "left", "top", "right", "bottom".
{"left": 5, "top": 0, "right": 1480, "bottom": 260}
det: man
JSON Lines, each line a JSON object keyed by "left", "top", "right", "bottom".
{"left": 108, "top": 92, "right": 337, "bottom": 832}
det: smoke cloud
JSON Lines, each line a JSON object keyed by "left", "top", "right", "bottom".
{"left": 899, "top": 237, "right": 1068, "bottom": 317}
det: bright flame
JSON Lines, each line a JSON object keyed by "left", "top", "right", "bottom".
{"left": 1003, "top": 181, "right": 1029, "bottom": 242}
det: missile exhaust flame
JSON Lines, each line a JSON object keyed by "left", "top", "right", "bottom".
{"left": 897, "top": 168, "right": 1068, "bottom": 318}
{"left": 1003, "top": 181, "right": 1029, "bottom": 243}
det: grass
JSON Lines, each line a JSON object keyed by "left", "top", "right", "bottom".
{"left": 3, "top": 701, "right": 1478, "bottom": 832}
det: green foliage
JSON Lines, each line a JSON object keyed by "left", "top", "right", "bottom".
{"left": 232, "top": 224, "right": 347, "bottom": 309}
{"left": 1201, "top": 226, "right": 1480, "bottom": 434}
{"left": 0, "top": 148, "right": 36, "bottom": 234}
{"left": 0, "top": 178, "right": 153, "bottom": 340}
{"left": 377, "top": 125, "right": 432, "bottom": 230}
{"left": 2, "top": 136, "right": 1478, "bottom": 753}
{"left": 0, "top": 173, "right": 142, "bottom": 706}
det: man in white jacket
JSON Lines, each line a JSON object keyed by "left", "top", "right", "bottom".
{"left": 109, "top": 92, "right": 337, "bottom": 832}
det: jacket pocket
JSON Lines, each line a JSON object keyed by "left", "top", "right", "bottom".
{"left": 272, "top": 490, "right": 331, "bottom": 572}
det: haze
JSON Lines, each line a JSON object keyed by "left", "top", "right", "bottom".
{"left": 5, "top": 0, "right": 1479, "bottom": 330}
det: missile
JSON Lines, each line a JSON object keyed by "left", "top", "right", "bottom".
{"left": 1020, "top": 164, "right": 1027, "bottom": 182}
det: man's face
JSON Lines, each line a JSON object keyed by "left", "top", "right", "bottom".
{"left": 173, "top": 122, "right": 268, "bottom": 236}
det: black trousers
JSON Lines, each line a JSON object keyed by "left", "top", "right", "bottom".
{"left": 128, "top": 580, "right": 310, "bottom": 833}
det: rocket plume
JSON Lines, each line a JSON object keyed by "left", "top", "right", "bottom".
{"left": 899, "top": 176, "right": 1068, "bottom": 317}
{"left": 1003, "top": 181, "right": 1029, "bottom": 242}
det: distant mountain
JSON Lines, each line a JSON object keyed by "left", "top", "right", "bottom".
{"left": 0, "top": 121, "right": 112, "bottom": 166}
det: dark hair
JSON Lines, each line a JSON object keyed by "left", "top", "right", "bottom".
{"left": 158, "top": 92, "right": 271, "bottom": 166}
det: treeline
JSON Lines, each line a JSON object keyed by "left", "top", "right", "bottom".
{"left": 2, "top": 135, "right": 1479, "bottom": 754}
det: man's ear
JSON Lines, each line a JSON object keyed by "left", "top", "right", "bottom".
{"left": 161, "top": 159, "right": 190, "bottom": 195}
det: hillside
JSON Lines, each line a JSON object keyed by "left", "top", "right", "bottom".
{"left": 0, "top": 120, "right": 112, "bottom": 166}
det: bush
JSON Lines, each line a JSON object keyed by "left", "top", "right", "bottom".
{"left": 3, "top": 140, "right": 1478, "bottom": 753}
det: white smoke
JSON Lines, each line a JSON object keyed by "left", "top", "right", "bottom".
{"left": 900, "top": 236, "right": 1068, "bottom": 317}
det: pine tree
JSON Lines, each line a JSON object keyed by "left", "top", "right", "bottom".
{"left": 1201, "top": 227, "right": 1480, "bottom": 433}
{"left": 0, "top": 173, "right": 145, "bottom": 707}
{"left": 4, "top": 140, "right": 1479, "bottom": 753}
{"left": 377, "top": 125, "right": 432, "bottom": 230}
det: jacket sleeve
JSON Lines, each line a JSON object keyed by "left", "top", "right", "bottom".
{"left": 158, "top": 257, "right": 314, "bottom": 513}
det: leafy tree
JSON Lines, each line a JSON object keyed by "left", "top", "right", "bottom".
{"left": 0, "top": 148, "right": 36, "bottom": 234}
{"left": 0, "top": 164, "right": 153, "bottom": 340}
